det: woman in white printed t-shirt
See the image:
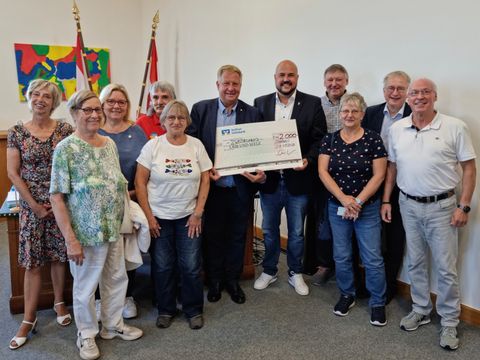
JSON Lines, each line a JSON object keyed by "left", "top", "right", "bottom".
{"left": 135, "top": 100, "right": 212, "bottom": 330}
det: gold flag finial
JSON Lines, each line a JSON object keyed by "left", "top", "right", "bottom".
{"left": 152, "top": 10, "right": 159, "bottom": 31}
{"left": 72, "top": 1, "right": 80, "bottom": 21}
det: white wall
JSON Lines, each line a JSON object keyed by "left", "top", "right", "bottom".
{"left": 1, "top": 0, "right": 479, "bottom": 309}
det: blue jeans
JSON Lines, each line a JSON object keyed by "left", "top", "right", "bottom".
{"left": 150, "top": 216, "right": 203, "bottom": 318}
{"left": 260, "top": 179, "right": 309, "bottom": 275}
{"left": 399, "top": 192, "right": 459, "bottom": 327}
{"left": 328, "top": 199, "right": 386, "bottom": 307}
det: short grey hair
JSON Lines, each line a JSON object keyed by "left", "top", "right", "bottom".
{"left": 159, "top": 100, "right": 192, "bottom": 127}
{"left": 339, "top": 92, "right": 367, "bottom": 112}
{"left": 147, "top": 81, "right": 177, "bottom": 116}
{"left": 149, "top": 80, "right": 176, "bottom": 99}
{"left": 99, "top": 83, "right": 131, "bottom": 122}
{"left": 67, "top": 89, "right": 99, "bottom": 116}
{"left": 408, "top": 78, "right": 438, "bottom": 93}
{"left": 217, "top": 65, "right": 242, "bottom": 82}
{"left": 383, "top": 71, "right": 411, "bottom": 88}
{"left": 324, "top": 64, "right": 349, "bottom": 79}
{"left": 26, "top": 79, "right": 62, "bottom": 114}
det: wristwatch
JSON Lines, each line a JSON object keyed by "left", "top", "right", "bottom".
{"left": 457, "top": 204, "right": 471, "bottom": 213}
{"left": 355, "top": 198, "right": 364, "bottom": 206}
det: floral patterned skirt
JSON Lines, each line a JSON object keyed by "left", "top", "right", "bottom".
{"left": 18, "top": 201, "right": 68, "bottom": 269}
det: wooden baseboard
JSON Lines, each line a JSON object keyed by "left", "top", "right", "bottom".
{"left": 396, "top": 281, "right": 480, "bottom": 327}
{"left": 254, "top": 226, "right": 480, "bottom": 327}
{"left": 10, "top": 289, "right": 72, "bottom": 315}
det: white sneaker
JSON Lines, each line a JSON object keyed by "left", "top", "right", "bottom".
{"left": 440, "top": 326, "right": 459, "bottom": 350}
{"left": 76, "top": 335, "right": 100, "bottom": 360}
{"left": 95, "top": 299, "right": 101, "bottom": 323}
{"left": 100, "top": 323, "right": 143, "bottom": 341}
{"left": 122, "top": 296, "right": 138, "bottom": 319}
{"left": 288, "top": 273, "right": 309, "bottom": 296}
{"left": 254, "top": 272, "right": 278, "bottom": 290}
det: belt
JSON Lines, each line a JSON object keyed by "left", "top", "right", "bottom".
{"left": 400, "top": 189, "right": 455, "bottom": 203}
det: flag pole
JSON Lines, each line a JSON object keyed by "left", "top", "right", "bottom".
{"left": 137, "top": 10, "right": 160, "bottom": 119}
{"left": 72, "top": 1, "right": 93, "bottom": 91}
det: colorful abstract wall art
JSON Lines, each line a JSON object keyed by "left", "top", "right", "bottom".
{"left": 14, "top": 43, "right": 111, "bottom": 101}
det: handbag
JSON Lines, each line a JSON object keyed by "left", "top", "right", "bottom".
{"left": 120, "top": 185, "right": 134, "bottom": 234}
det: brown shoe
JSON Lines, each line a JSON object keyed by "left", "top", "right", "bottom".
{"left": 188, "top": 315, "right": 204, "bottom": 330}
{"left": 312, "top": 266, "right": 333, "bottom": 286}
{"left": 156, "top": 315, "right": 173, "bottom": 329}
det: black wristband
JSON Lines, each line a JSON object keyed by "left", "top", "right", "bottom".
{"left": 382, "top": 201, "right": 391, "bottom": 204}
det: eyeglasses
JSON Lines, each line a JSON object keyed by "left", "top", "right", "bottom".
{"left": 105, "top": 99, "right": 128, "bottom": 107}
{"left": 340, "top": 109, "right": 361, "bottom": 115}
{"left": 166, "top": 115, "right": 187, "bottom": 123}
{"left": 384, "top": 86, "right": 407, "bottom": 93}
{"left": 77, "top": 107, "right": 103, "bottom": 115}
{"left": 408, "top": 89, "right": 434, "bottom": 97}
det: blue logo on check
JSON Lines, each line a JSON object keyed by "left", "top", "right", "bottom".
{"left": 221, "top": 129, "right": 231, "bottom": 135}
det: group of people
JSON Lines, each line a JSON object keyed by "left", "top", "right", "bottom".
{"left": 6, "top": 59, "right": 476, "bottom": 359}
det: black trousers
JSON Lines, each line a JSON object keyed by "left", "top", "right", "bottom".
{"left": 203, "top": 185, "right": 251, "bottom": 284}
{"left": 304, "top": 185, "right": 334, "bottom": 274}
{"left": 382, "top": 184, "right": 406, "bottom": 294}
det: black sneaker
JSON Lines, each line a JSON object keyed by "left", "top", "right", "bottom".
{"left": 333, "top": 295, "right": 355, "bottom": 316}
{"left": 370, "top": 306, "right": 387, "bottom": 326}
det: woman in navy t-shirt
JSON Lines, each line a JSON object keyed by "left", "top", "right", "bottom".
{"left": 99, "top": 84, "right": 148, "bottom": 320}
{"left": 318, "top": 92, "right": 388, "bottom": 327}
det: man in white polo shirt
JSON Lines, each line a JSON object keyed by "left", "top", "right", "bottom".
{"left": 382, "top": 78, "right": 476, "bottom": 350}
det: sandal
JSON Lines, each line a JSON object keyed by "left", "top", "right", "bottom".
{"left": 9, "top": 318, "right": 37, "bottom": 350}
{"left": 53, "top": 302, "right": 72, "bottom": 326}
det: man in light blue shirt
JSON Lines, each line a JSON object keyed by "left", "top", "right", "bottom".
{"left": 189, "top": 65, "right": 265, "bottom": 305}
{"left": 362, "top": 71, "right": 411, "bottom": 304}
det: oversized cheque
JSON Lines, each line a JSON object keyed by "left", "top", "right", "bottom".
{"left": 214, "top": 120, "right": 303, "bottom": 176}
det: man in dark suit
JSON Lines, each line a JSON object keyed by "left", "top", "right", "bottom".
{"left": 189, "top": 65, "right": 265, "bottom": 304}
{"left": 253, "top": 60, "right": 327, "bottom": 295}
{"left": 362, "top": 70, "right": 412, "bottom": 303}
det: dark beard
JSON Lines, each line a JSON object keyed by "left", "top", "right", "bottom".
{"left": 276, "top": 84, "right": 296, "bottom": 97}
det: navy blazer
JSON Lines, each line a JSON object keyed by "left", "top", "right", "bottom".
{"left": 254, "top": 91, "right": 327, "bottom": 195}
{"left": 362, "top": 102, "right": 412, "bottom": 134}
{"left": 188, "top": 98, "right": 263, "bottom": 199}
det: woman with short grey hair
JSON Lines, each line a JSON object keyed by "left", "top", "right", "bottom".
{"left": 318, "top": 92, "right": 388, "bottom": 327}
{"left": 50, "top": 89, "right": 143, "bottom": 360}
{"left": 136, "top": 100, "right": 211, "bottom": 330}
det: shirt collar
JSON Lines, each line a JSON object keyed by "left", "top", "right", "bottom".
{"left": 383, "top": 103, "right": 406, "bottom": 119}
{"left": 324, "top": 90, "right": 346, "bottom": 105}
{"left": 429, "top": 111, "right": 441, "bottom": 129}
{"left": 218, "top": 98, "right": 238, "bottom": 115}
{"left": 403, "top": 111, "right": 441, "bottom": 129}
{"left": 153, "top": 112, "right": 160, "bottom": 125}
{"left": 275, "top": 90, "right": 297, "bottom": 105}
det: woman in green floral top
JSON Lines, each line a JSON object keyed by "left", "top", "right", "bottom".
{"left": 50, "top": 90, "right": 142, "bottom": 360}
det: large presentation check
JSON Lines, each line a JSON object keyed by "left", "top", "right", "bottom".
{"left": 214, "top": 120, "right": 303, "bottom": 176}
